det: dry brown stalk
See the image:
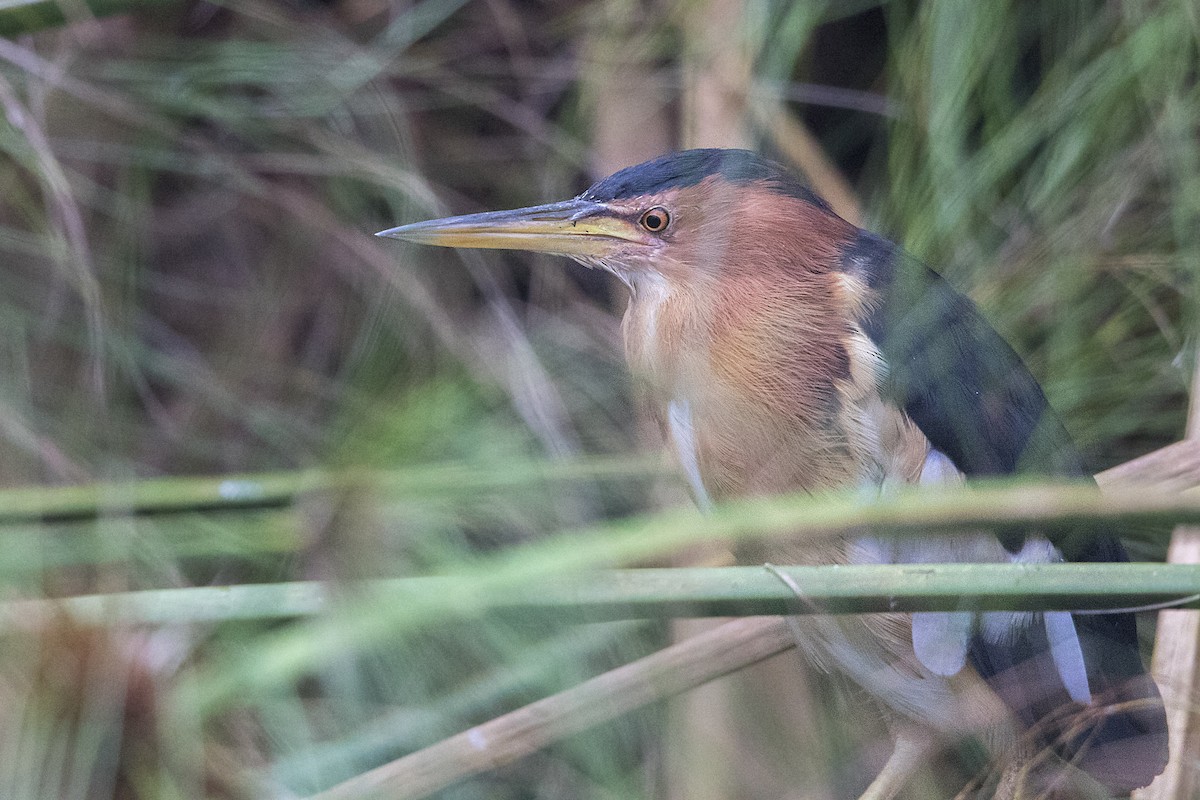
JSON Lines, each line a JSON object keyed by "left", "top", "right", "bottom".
{"left": 754, "top": 100, "right": 863, "bottom": 226}
{"left": 309, "top": 616, "right": 795, "bottom": 800}
{"left": 1133, "top": 359, "right": 1200, "bottom": 800}
{"left": 679, "top": 0, "right": 754, "bottom": 149}
{"left": 1096, "top": 438, "right": 1200, "bottom": 493}
{"left": 672, "top": 5, "right": 756, "bottom": 796}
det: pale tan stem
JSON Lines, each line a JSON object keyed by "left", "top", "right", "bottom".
{"left": 310, "top": 617, "right": 795, "bottom": 800}
{"left": 857, "top": 728, "right": 938, "bottom": 800}
{"left": 1133, "top": 355, "right": 1200, "bottom": 800}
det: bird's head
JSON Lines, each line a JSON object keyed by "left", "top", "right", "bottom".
{"left": 377, "top": 149, "right": 854, "bottom": 292}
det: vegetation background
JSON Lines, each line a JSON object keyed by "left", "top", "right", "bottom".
{"left": 0, "top": 0, "right": 1196, "bottom": 798}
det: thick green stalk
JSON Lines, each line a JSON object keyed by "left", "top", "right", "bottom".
{"left": 0, "top": 455, "right": 663, "bottom": 523}
{"left": 168, "top": 481, "right": 1200, "bottom": 718}
{"left": 8, "top": 563, "right": 1197, "bottom": 630}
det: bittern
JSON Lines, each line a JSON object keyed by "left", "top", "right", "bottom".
{"left": 378, "top": 149, "right": 1168, "bottom": 794}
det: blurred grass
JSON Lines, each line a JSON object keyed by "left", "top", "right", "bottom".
{"left": 0, "top": 0, "right": 1196, "bottom": 798}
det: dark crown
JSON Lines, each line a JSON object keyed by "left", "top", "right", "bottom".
{"left": 581, "top": 148, "right": 831, "bottom": 212}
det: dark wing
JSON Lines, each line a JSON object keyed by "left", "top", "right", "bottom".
{"left": 839, "top": 230, "right": 1167, "bottom": 791}
{"left": 841, "top": 230, "right": 1086, "bottom": 485}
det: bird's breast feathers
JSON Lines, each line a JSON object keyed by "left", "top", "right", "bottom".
{"left": 623, "top": 266, "right": 928, "bottom": 499}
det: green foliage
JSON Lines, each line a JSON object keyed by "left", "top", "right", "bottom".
{"left": 879, "top": 0, "right": 1198, "bottom": 465}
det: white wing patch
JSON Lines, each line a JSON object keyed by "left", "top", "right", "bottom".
{"left": 1045, "top": 611, "right": 1092, "bottom": 704}
{"left": 668, "top": 398, "right": 713, "bottom": 511}
{"left": 912, "top": 611, "right": 972, "bottom": 676}
{"left": 919, "top": 448, "right": 961, "bottom": 485}
{"left": 909, "top": 447, "right": 973, "bottom": 676}
{"left": 913, "top": 451, "right": 1092, "bottom": 701}
{"left": 989, "top": 538, "right": 1092, "bottom": 704}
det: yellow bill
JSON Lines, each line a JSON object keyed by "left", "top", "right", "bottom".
{"left": 376, "top": 199, "right": 652, "bottom": 258}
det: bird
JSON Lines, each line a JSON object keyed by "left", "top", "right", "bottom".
{"left": 378, "top": 148, "right": 1168, "bottom": 796}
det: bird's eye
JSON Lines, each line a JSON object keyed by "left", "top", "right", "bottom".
{"left": 639, "top": 207, "right": 670, "bottom": 233}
